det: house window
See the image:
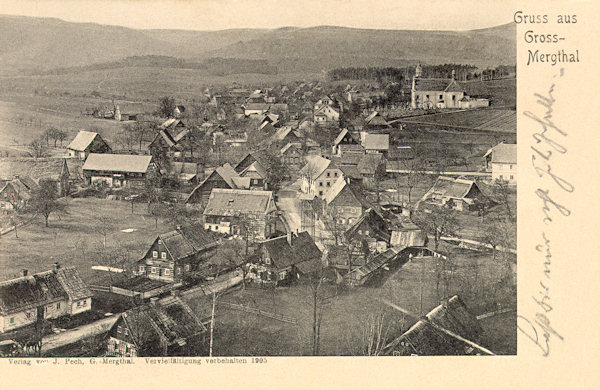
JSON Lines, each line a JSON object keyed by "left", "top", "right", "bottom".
{"left": 319, "top": 191, "right": 323, "bottom": 196}
{"left": 452, "top": 95, "right": 456, "bottom": 101}
{"left": 510, "top": 175, "right": 514, "bottom": 180}
{"left": 9, "top": 317, "right": 14, "bottom": 324}
{"left": 151, "top": 267, "right": 157, "bottom": 274}
{"left": 265, "top": 257, "right": 271, "bottom": 265}
{"left": 177, "top": 267, "right": 181, "bottom": 275}
{"left": 161, "top": 252, "right": 167, "bottom": 259}
{"left": 319, "top": 182, "right": 323, "bottom": 187}
{"left": 57, "top": 302, "right": 61, "bottom": 309}
{"left": 499, "top": 175, "right": 503, "bottom": 180}
{"left": 334, "top": 172, "right": 338, "bottom": 177}
{"left": 152, "top": 251, "right": 158, "bottom": 258}
{"left": 139, "top": 265, "right": 145, "bottom": 273}
{"left": 327, "top": 172, "right": 330, "bottom": 177}
{"left": 185, "top": 264, "right": 190, "bottom": 272}
{"left": 26, "top": 312, "right": 31, "bottom": 319}
{"left": 326, "top": 182, "right": 331, "bottom": 187}
{"left": 164, "top": 269, "right": 170, "bottom": 276}
{"left": 439, "top": 94, "right": 443, "bottom": 100}
{"left": 510, "top": 165, "right": 513, "bottom": 170}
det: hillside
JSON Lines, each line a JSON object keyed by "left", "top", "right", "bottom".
{"left": 0, "top": 15, "right": 515, "bottom": 76}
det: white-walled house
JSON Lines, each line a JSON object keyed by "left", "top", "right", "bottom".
{"left": 484, "top": 143, "right": 517, "bottom": 185}
{"left": 0, "top": 264, "right": 93, "bottom": 333}
{"left": 300, "top": 156, "right": 344, "bottom": 198}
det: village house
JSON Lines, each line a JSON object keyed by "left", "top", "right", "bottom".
{"left": 166, "top": 162, "right": 202, "bottom": 185}
{"left": 279, "top": 143, "right": 304, "bottom": 172}
{"left": 364, "top": 111, "right": 391, "bottom": 131}
{"left": 238, "top": 160, "right": 269, "bottom": 190}
{"left": 82, "top": 153, "right": 154, "bottom": 188}
{"left": 244, "top": 103, "right": 270, "bottom": 117}
{"left": 314, "top": 105, "right": 340, "bottom": 126}
{"left": 484, "top": 143, "right": 517, "bottom": 185}
{"left": 0, "top": 175, "right": 39, "bottom": 210}
{"left": 419, "top": 176, "right": 488, "bottom": 212}
{"left": 344, "top": 208, "right": 391, "bottom": 253}
{"left": 300, "top": 155, "right": 344, "bottom": 198}
{"left": 148, "top": 119, "right": 190, "bottom": 159}
{"left": 250, "top": 232, "right": 323, "bottom": 285}
{"left": 203, "top": 188, "right": 279, "bottom": 240}
{"left": 234, "top": 151, "right": 273, "bottom": 188}
{"left": 322, "top": 176, "right": 371, "bottom": 228}
{"left": 106, "top": 295, "right": 206, "bottom": 357}
{"left": 66, "top": 130, "right": 111, "bottom": 160}
{"left": 133, "top": 225, "right": 220, "bottom": 283}
{"left": 0, "top": 264, "right": 93, "bottom": 333}
{"left": 332, "top": 129, "right": 361, "bottom": 156}
{"left": 185, "top": 163, "right": 250, "bottom": 206}
{"left": 356, "top": 153, "right": 386, "bottom": 188}
{"left": 411, "top": 65, "right": 466, "bottom": 109}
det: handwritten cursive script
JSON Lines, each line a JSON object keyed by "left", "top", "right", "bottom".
{"left": 518, "top": 68, "right": 571, "bottom": 356}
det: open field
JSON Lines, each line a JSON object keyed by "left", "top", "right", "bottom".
{"left": 401, "top": 108, "right": 516, "bottom": 133}
{"left": 191, "top": 241, "right": 516, "bottom": 356}
{"left": 0, "top": 198, "right": 176, "bottom": 283}
{"left": 463, "top": 78, "right": 516, "bottom": 108}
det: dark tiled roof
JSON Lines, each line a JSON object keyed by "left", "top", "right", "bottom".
{"left": 386, "top": 295, "right": 483, "bottom": 355}
{"left": 262, "top": 232, "right": 322, "bottom": 271}
{"left": 0, "top": 271, "right": 66, "bottom": 315}
{"left": 55, "top": 267, "right": 93, "bottom": 301}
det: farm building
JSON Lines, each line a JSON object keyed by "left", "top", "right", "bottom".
{"left": 344, "top": 247, "right": 401, "bottom": 287}
{"left": 82, "top": 153, "right": 154, "bottom": 188}
{"left": 244, "top": 103, "right": 270, "bottom": 117}
{"left": 66, "top": 131, "right": 111, "bottom": 160}
{"left": 419, "top": 176, "right": 488, "bottom": 212}
{"left": 356, "top": 153, "right": 386, "bottom": 187}
{"left": 105, "top": 296, "right": 206, "bottom": 357}
{"left": 361, "top": 133, "right": 389, "bottom": 154}
{"left": 114, "top": 103, "right": 145, "bottom": 121}
{"left": 203, "top": 188, "right": 279, "bottom": 240}
{"left": 185, "top": 163, "right": 250, "bottom": 206}
{"left": 484, "top": 143, "right": 517, "bottom": 185}
{"left": 250, "top": 232, "right": 323, "bottom": 285}
{"left": 0, "top": 175, "right": 39, "bottom": 210}
{"left": 133, "top": 225, "right": 220, "bottom": 283}
{"left": 0, "top": 264, "right": 93, "bottom": 333}
{"left": 384, "top": 295, "right": 484, "bottom": 356}
{"left": 166, "top": 162, "right": 202, "bottom": 184}
{"left": 389, "top": 217, "right": 429, "bottom": 249}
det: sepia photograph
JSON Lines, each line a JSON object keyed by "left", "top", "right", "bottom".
{"left": 0, "top": 0, "right": 518, "bottom": 359}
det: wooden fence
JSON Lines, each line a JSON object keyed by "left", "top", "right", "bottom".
{"left": 220, "top": 302, "right": 298, "bottom": 324}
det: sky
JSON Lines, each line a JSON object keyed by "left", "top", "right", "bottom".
{"left": 0, "top": 0, "right": 516, "bottom": 31}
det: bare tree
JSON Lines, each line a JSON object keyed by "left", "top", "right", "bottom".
{"left": 413, "top": 207, "right": 458, "bottom": 251}
{"left": 28, "top": 138, "right": 48, "bottom": 159}
{"left": 26, "top": 181, "right": 66, "bottom": 227}
{"left": 93, "top": 215, "right": 114, "bottom": 249}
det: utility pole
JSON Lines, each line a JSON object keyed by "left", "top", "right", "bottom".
{"left": 209, "top": 291, "right": 216, "bottom": 357}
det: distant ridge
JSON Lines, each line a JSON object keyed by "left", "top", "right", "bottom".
{"left": 0, "top": 15, "right": 515, "bottom": 76}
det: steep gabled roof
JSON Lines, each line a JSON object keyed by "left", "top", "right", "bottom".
{"left": 82, "top": 154, "right": 152, "bottom": 174}
{"left": 203, "top": 188, "right": 276, "bottom": 216}
{"left": 262, "top": 232, "right": 322, "bottom": 271}
{"left": 484, "top": 143, "right": 516, "bottom": 164}
{"left": 67, "top": 131, "right": 99, "bottom": 151}
{"left": 300, "top": 155, "right": 333, "bottom": 179}
{"left": 385, "top": 295, "right": 482, "bottom": 356}
{"left": 357, "top": 154, "right": 384, "bottom": 176}
{"left": 54, "top": 267, "right": 93, "bottom": 301}
{"left": 362, "top": 134, "right": 389, "bottom": 151}
{"left": 421, "top": 176, "right": 481, "bottom": 201}
{"left": 145, "top": 225, "right": 219, "bottom": 261}
{"left": 0, "top": 270, "right": 68, "bottom": 315}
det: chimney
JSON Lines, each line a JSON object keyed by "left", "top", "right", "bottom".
{"left": 21, "top": 269, "right": 28, "bottom": 277}
{"left": 451, "top": 69, "right": 456, "bottom": 81}
{"left": 286, "top": 231, "right": 293, "bottom": 245}
{"left": 176, "top": 225, "right": 182, "bottom": 231}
